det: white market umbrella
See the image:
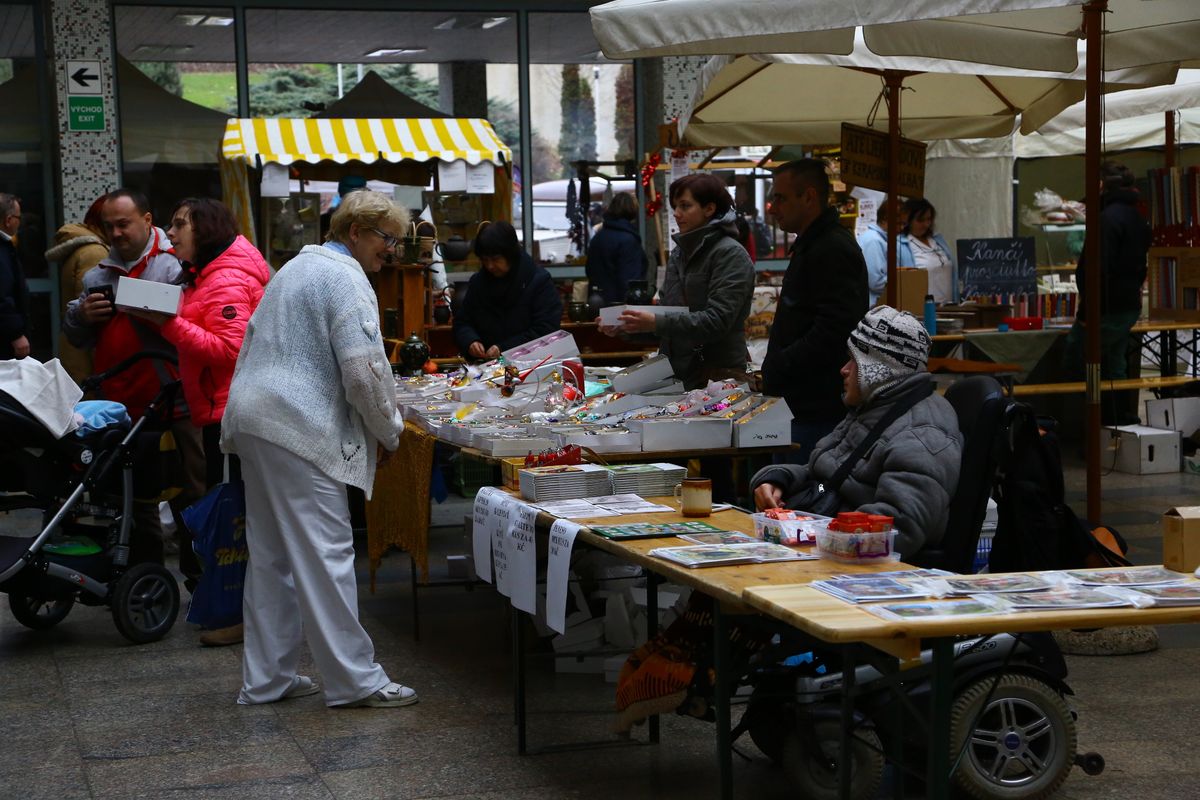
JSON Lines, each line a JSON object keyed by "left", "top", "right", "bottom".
{"left": 591, "top": 0, "right": 1200, "bottom": 522}
{"left": 590, "top": 0, "right": 1199, "bottom": 72}
{"left": 679, "top": 50, "right": 1174, "bottom": 147}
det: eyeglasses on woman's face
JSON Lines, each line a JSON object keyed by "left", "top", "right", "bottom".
{"left": 366, "top": 226, "right": 399, "bottom": 249}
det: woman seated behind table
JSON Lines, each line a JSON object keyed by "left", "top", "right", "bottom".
{"left": 221, "top": 189, "right": 417, "bottom": 709}
{"left": 585, "top": 192, "right": 648, "bottom": 304}
{"left": 606, "top": 173, "right": 754, "bottom": 389}
{"left": 452, "top": 220, "right": 561, "bottom": 361}
{"left": 614, "top": 307, "right": 962, "bottom": 734}
{"left": 751, "top": 305, "right": 963, "bottom": 558}
{"left": 897, "top": 197, "right": 957, "bottom": 305}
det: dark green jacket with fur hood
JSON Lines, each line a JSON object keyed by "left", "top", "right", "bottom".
{"left": 656, "top": 209, "right": 754, "bottom": 389}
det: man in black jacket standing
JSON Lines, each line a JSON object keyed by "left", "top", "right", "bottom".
{"left": 0, "top": 192, "right": 30, "bottom": 360}
{"left": 762, "top": 160, "right": 868, "bottom": 462}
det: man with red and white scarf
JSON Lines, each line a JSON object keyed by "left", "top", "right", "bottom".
{"left": 63, "top": 189, "right": 204, "bottom": 581}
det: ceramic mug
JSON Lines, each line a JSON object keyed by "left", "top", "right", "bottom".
{"left": 674, "top": 477, "right": 713, "bottom": 518}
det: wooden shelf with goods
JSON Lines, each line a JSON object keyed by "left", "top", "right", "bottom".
{"left": 1148, "top": 246, "right": 1200, "bottom": 322}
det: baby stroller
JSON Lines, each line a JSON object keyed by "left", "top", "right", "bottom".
{"left": 0, "top": 351, "right": 183, "bottom": 643}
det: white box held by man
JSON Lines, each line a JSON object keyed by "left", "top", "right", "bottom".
{"left": 598, "top": 304, "right": 690, "bottom": 326}
{"left": 115, "top": 275, "right": 182, "bottom": 316}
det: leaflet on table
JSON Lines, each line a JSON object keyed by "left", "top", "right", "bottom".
{"left": 598, "top": 305, "right": 690, "bottom": 326}
{"left": 862, "top": 595, "right": 1008, "bottom": 622}
{"left": 1061, "top": 566, "right": 1192, "bottom": 586}
{"left": 532, "top": 500, "right": 621, "bottom": 519}
{"left": 1112, "top": 581, "right": 1200, "bottom": 607}
{"left": 590, "top": 520, "right": 727, "bottom": 540}
{"left": 994, "top": 587, "right": 1132, "bottom": 611}
{"left": 927, "top": 573, "right": 1062, "bottom": 596}
{"left": 507, "top": 503, "right": 538, "bottom": 614}
{"left": 677, "top": 530, "right": 758, "bottom": 545}
{"left": 649, "top": 542, "right": 818, "bottom": 568}
{"left": 545, "top": 519, "right": 581, "bottom": 634}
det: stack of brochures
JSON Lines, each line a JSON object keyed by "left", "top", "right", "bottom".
{"left": 606, "top": 463, "right": 688, "bottom": 496}
{"left": 519, "top": 464, "right": 612, "bottom": 501}
{"left": 589, "top": 521, "right": 729, "bottom": 540}
{"left": 812, "top": 569, "right": 951, "bottom": 603}
{"left": 649, "top": 542, "right": 817, "bottom": 568}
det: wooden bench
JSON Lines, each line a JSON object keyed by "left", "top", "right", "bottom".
{"left": 1012, "top": 375, "right": 1199, "bottom": 397}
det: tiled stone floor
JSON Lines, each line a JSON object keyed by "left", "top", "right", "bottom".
{"left": 2, "top": 453, "right": 1198, "bottom": 799}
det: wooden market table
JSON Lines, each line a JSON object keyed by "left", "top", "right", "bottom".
{"left": 743, "top": 577, "right": 1200, "bottom": 800}
{"left": 508, "top": 499, "right": 907, "bottom": 798}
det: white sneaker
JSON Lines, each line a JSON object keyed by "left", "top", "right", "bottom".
{"left": 343, "top": 682, "right": 419, "bottom": 708}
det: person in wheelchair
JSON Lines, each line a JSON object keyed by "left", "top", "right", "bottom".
{"left": 751, "top": 305, "right": 963, "bottom": 558}
{"left": 614, "top": 307, "right": 963, "bottom": 734}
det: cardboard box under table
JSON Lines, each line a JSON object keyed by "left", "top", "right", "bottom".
{"left": 1163, "top": 507, "right": 1200, "bottom": 573}
{"left": 1103, "top": 424, "right": 1181, "bottom": 474}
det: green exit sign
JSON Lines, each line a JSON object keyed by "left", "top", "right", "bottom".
{"left": 68, "top": 96, "right": 105, "bottom": 131}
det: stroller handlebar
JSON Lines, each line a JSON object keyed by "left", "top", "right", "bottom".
{"left": 80, "top": 350, "right": 179, "bottom": 394}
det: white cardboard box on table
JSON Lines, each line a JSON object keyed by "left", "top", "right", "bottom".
{"left": 1104, "top": 424, "right": 1181, "bottom": 475}
{"left": 115, "top": 275, "right": 182, "bottom": 316}
{"left": 502, "top": 329, "right": 579, "bottom": 363}
{"left": 628, "top": 416, "right": 732, "bottom": 451}
{"left": 611, "top": 354, "right": 675, "bottom": 394}
{"left": 733, "top": 396, "right": 794, "bottom": 448}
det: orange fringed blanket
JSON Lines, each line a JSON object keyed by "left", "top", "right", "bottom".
{"left": 365, "top": 421, "right": 435, "bottom": 592}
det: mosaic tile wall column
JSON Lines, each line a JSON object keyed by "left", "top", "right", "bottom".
{"left": 50, "top": 0, "right": 120, "bottom": 221}
{"left": 661, "top": 56, "right": 705, "bottom": 124}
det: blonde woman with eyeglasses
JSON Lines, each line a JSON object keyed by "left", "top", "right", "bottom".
{"left": 221, "top": 189, "right": 418, "bottom": 709}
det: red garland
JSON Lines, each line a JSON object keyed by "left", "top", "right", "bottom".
{"left": 640, "top": 152, "right": 664, "bottom": 218}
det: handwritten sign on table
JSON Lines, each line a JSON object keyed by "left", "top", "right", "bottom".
{"left": 957, "top": 237, "right": 1037, "bottom": 298}
{"left": 545, "top": 519, "right": 581, "bottom": 634}
{"left": 508, "top": 504, "right": 538, "bottom": 614}
{"left": 472, "top": 487, "right": 503, "bottom": 583}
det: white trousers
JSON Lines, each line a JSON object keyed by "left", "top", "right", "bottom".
{"left": 235, "top": 434, "right": 389, "bottom": 706}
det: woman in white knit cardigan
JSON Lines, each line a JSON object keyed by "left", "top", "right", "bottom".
{"left": 221, "top": 190, "right": 417, "bottom": 708}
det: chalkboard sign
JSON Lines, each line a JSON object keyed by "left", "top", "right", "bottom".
{"left": 957, "top": 237, "right": 1037, "bottom": 298}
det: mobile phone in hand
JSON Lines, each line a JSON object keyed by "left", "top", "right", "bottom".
{"left": 94, "top": 284, "right": 115, "bottom": 304}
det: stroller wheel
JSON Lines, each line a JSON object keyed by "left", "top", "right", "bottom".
{"left": 782, "top": 717, "right": 884, "bottom": 800}
{"left": 8, "top": 593, "right": 74, "bottom": 630}
{"left": 111, "top": 563, "right": 179, "bottom": 644}
{"left": 950, "top": 673, "right": 1076, "bottom": 800}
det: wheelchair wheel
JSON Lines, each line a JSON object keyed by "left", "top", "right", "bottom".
{"left": 782, "top": 717, "right": 884, "bottom": 800}
{"left": 110, "top": 563, "right": 179, "bottom": 644}
{"left": 8, "top": 593, "right": 74, "bottom": 630}
{"left": 950, "top": 673, "right": 1076, "bottom": 800}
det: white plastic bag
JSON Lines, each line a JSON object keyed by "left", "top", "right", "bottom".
{"left": 0, "top": 357, "right": 82, "bottom": 438}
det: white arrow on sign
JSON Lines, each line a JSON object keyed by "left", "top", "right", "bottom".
{"left": 66, "top": 60, "right": 103, "bottom": 95}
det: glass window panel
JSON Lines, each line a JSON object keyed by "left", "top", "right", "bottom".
{"left": 0, "top": 3, "right": 48, "bottom": 281}
{"left": 528, "top": 12, "right": 633, "bottom": 262}
{"left": 114, "top": 5, "right": 235, "bottom": 221}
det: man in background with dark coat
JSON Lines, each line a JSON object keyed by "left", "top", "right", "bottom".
{"left": 762, "top": 159, "right": 868, "bottom": 463}
{"left": 0, "top": 192, "right": 30, "bottom": 360}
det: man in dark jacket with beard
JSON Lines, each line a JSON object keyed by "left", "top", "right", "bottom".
{"left": 762, "top": 159, "right": 868, "bottom": 463}
{"left": 1064, "top": 160, "right": 1151, "bottom": 381}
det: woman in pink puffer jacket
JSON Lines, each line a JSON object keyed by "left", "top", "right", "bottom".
{"left": 161, "top": 198, "right": 270, "bottom": 487}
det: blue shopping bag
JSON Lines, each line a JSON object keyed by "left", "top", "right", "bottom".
{"left": 182, "top": 480, "right": 248, "bottom": 629}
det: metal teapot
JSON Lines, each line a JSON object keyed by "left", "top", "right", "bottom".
{"left": 436, "top": 221, "right": 491, "bottom": 263}
{"left": 398, "top": 331, "right": 431, "bottom": 375}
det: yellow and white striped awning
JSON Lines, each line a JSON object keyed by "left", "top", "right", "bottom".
{"left": 220, "top": 118, "right": 511, "bottom": 167}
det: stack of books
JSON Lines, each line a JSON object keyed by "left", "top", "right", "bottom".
{"left": 519, "top": 464, "right": 612, "bottom": 502}
{"left": 606, "top": 463, "right": 688, "bottom": 496}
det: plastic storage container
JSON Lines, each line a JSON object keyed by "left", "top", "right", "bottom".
{"left": 815, "top": 529, "right": 899, "bottom": 564}
{"left": 751, "top": 512, "right": 833, "bottom": 545}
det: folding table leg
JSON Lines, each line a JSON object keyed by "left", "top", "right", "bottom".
{"left": 713, "top": 603, "right": 732, "bottom": 800}
{"left": 647, "top": 572, "right": 660, "bottom": 744}
{"left": 928, "top": 638, "right": 955, "bottom": 800}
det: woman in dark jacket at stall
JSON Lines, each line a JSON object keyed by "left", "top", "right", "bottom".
{"left": 586, "top": 192, "right": 648, "bottom": 304}
{"left": 452, "top": 221, "right": 562, "bottom": 361}
{"left": 608, "top": 173, "right": 754, "bottom": 389}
